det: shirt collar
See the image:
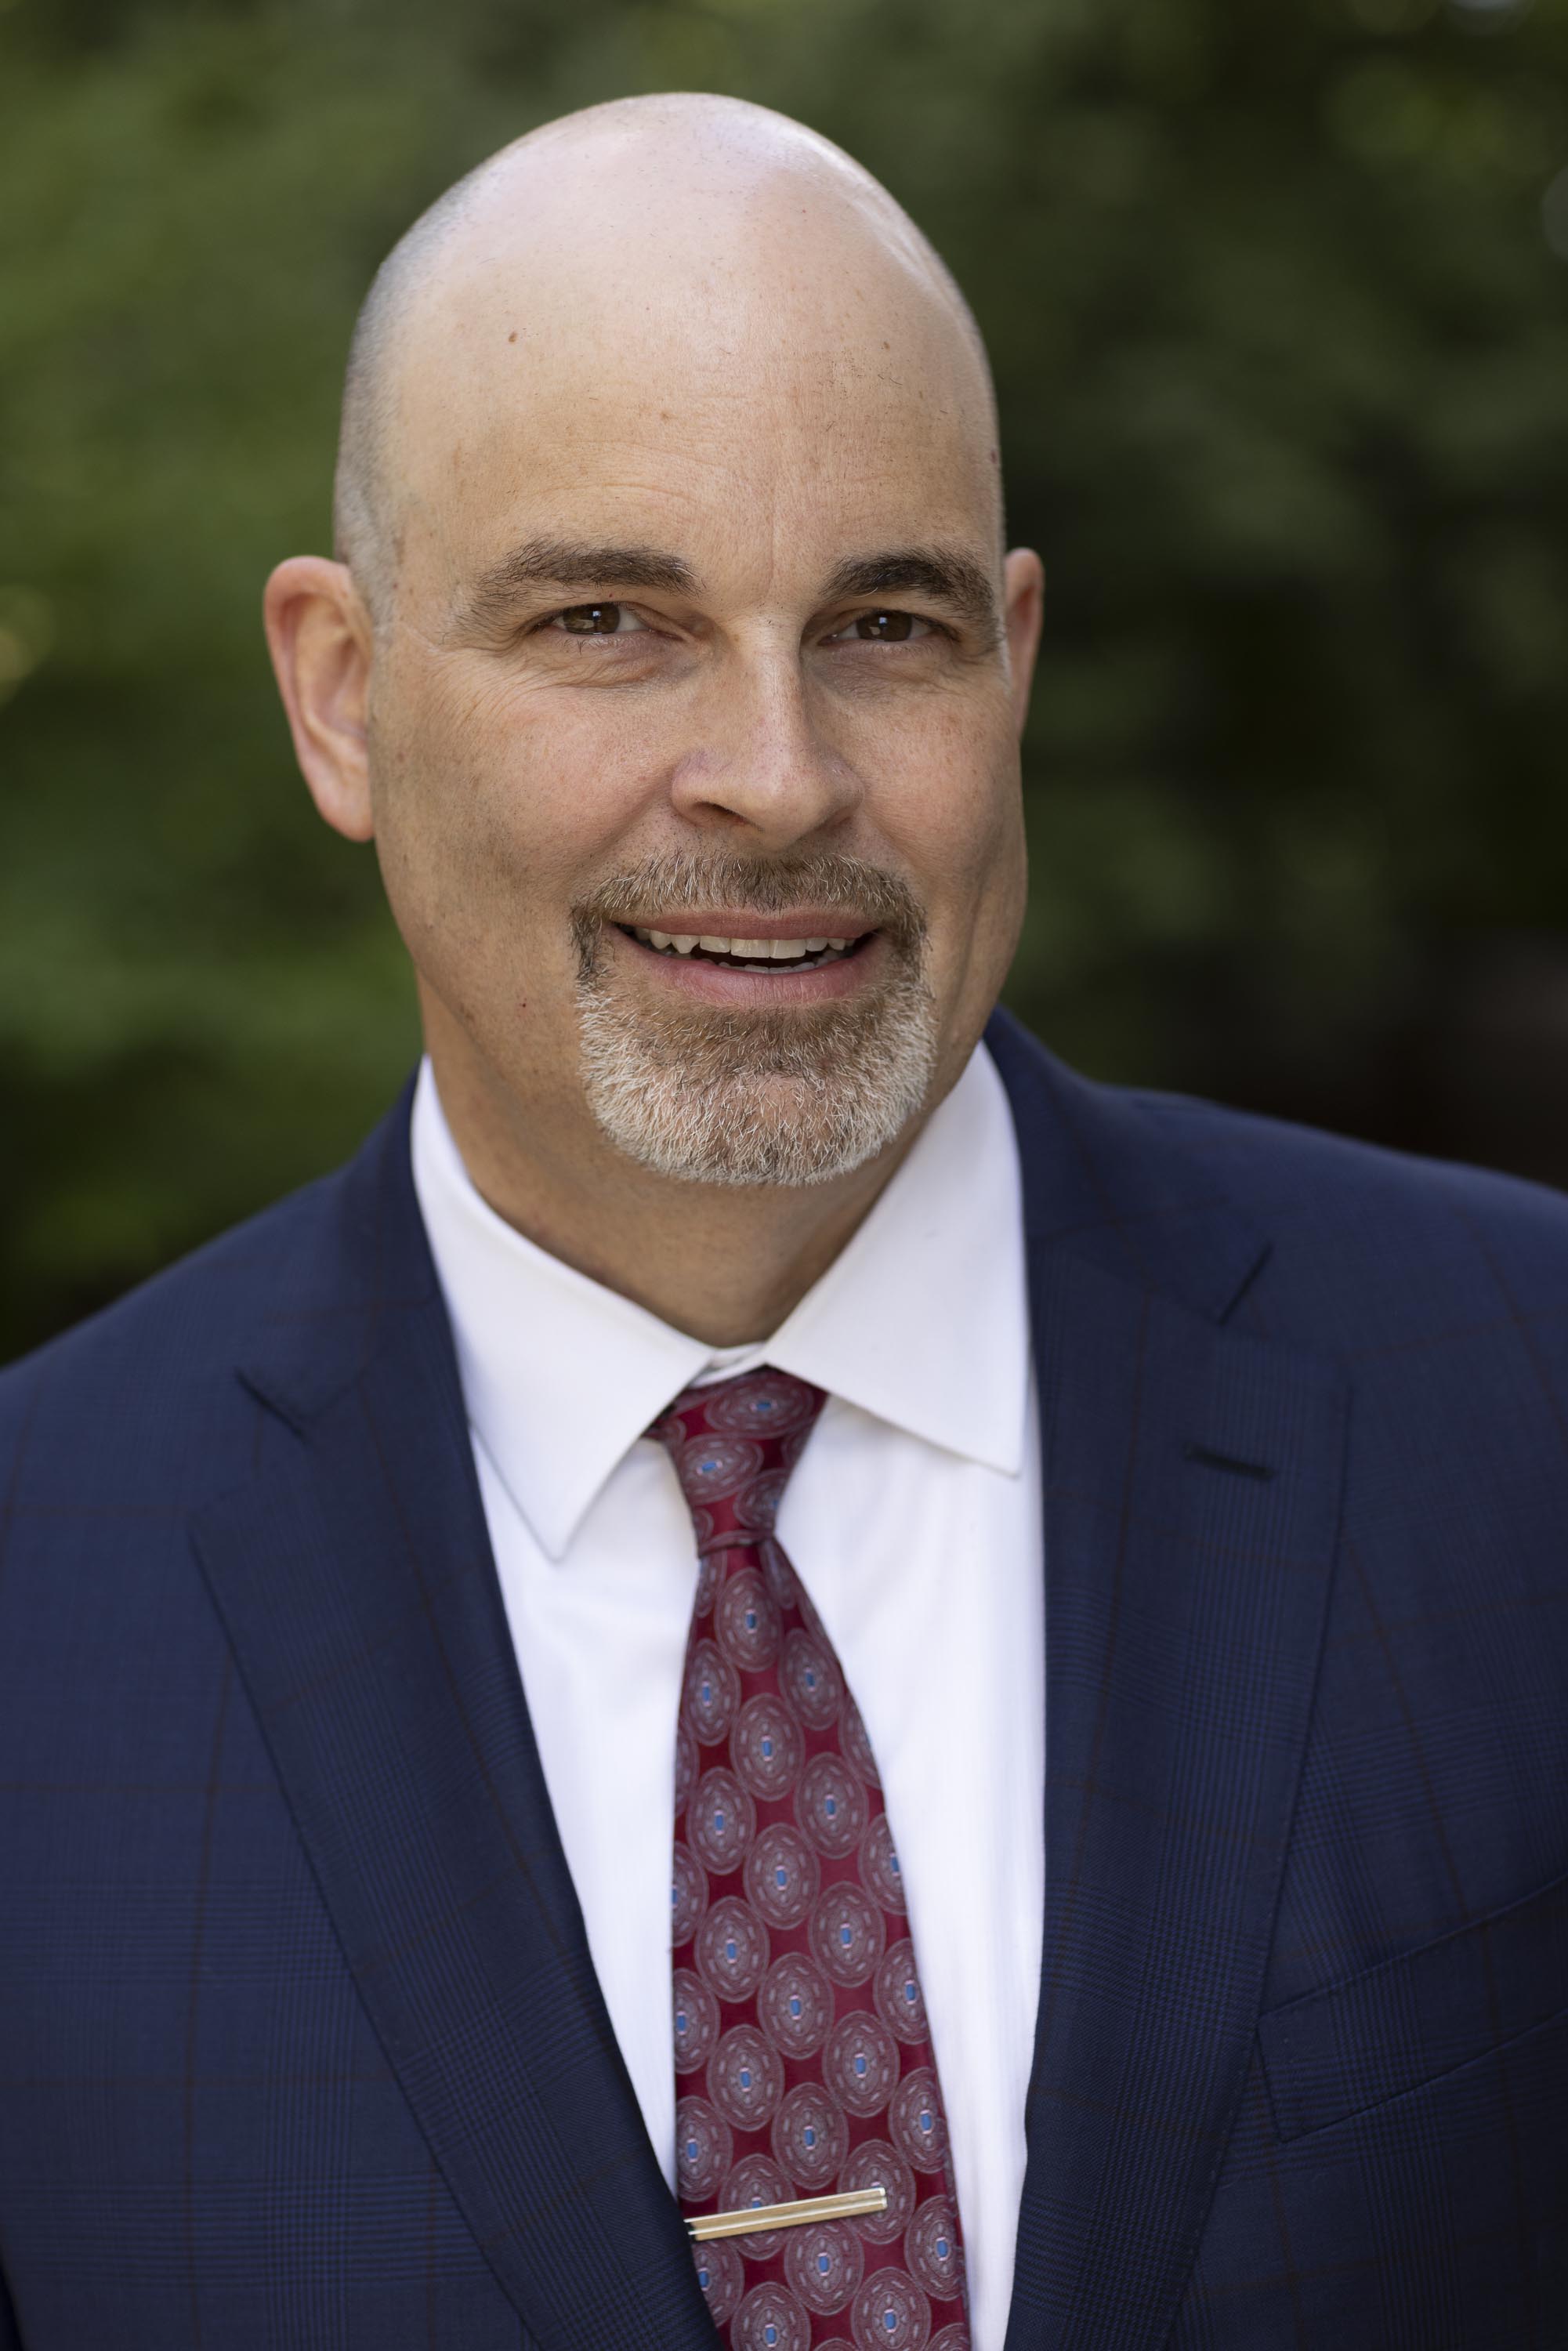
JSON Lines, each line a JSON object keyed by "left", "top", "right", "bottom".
{"left": 411, "top": 1042, "right": 1030, "bottom": 1562}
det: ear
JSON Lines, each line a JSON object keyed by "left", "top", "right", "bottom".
{"left": 263, "top": 556, "right": 375, "bottom": 842}
{"left": 1001, "top": 546, "right": 1045, "bottom": 737}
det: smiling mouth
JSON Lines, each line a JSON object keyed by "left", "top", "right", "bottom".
{"left": 617, "top": 925, "right": 871, "bottom": 973}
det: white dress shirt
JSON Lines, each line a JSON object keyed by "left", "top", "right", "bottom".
{"left": 411, "top": 1042, "right": 1044, "bottom": 2351}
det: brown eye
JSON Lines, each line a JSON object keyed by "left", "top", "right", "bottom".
{"left": 559, "top": 603, "right": 623, "bottom": 634}
{"left": 856, "top": 610, "right": 914, "bottom": 641}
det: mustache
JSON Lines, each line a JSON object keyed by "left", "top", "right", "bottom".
{"left": 571, "top": 850, "right": 929, "bottom": 958}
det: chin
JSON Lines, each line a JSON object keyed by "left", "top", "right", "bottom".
{"left": 575, "top": 980, "right": 940, "bottom": 1188}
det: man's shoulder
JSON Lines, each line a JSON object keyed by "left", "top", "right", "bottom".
{"left": 1133, "top": 1071, "right": 1568, "bottom": 1236}
{"left": 1141, "top": 1074, "right": 1568, "bottom": 1260}
{"left": 1154, "top": 1081, "right": 1568, "bottom": 1346}
{"left": 988, "top": 1009, "right": 1568, "bottom": 1349}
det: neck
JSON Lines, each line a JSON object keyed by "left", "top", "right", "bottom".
{"left": 420, "top": 998, "right": 932, "bottom": 1349}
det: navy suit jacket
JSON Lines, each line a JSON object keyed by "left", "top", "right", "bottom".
{"left": 1, "top": 1009, "right": 1564, "bottom": 2349}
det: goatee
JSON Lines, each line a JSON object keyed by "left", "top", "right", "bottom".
{"left": 571, "top": 852, "right": 939, "bottom": 1187}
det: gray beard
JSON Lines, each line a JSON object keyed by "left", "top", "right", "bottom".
{"left": 570, "top": 852, "right": 939, "bottom": 1188}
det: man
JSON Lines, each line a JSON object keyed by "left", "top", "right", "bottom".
{"left": 0, "top": 89, "right": 1563, "bottom": 2351}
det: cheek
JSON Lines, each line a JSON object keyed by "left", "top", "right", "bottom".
{"left": 401, "top": 651, "right": 679, "bottom": 875}
{"left": 364, "top": 687, "right": 569, "bottom": 1026}
{"left": 871, "top": 693, "right": 1024, "bottom": 907}
{"left": 370, "top": 660, "right": 607, "bottom": 934}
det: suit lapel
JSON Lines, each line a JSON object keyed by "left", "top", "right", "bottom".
{"left": 988, "top": 1015, "right": 1349, "bottom": 2351}
{"left": 191, "top": 1097, "right": 712, "bottom": 2351}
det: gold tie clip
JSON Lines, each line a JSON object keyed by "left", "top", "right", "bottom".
{"left": 686, "top": 2184, "right": 888, "bottom": 2243}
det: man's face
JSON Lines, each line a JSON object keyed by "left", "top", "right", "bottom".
{"left": 364, "top": 200, "right": 1040, "bottom": 1187}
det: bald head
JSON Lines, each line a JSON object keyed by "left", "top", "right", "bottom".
{"left": 332, "top": 93, "right": 999, "bottom": 628}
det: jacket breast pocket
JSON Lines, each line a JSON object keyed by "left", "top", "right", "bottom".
{"left": 1257, "top": 1869, "right": 1568, "bottom": 2143}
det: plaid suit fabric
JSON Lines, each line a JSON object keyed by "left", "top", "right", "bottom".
{"left": 0, "top": 1007, "right": 1563, "bottom": 2349}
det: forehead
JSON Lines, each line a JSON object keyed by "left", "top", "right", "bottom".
{"left": 391, "top": 187, "right": 999, "bottom": 606}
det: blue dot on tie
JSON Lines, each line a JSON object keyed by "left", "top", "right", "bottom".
{"left": 937, "top": 2236, "right": 950, "bottom": 2259}
{"left": 773, "top": 1867, "right": 787, "bottom": 1890}
{"left": 726, "top": 1938, "right": 738, "bottom": 1962}
{"left": 762, "top": 1738, "right": 773, "bottom": 1759}
{"left": 839, "top": 1925, "right": 853, "bottom": 1947}
{"left": 883, "top": 2313, "right": 896, "bottom": 2335}
{"left": 804, "top": 2126, "right": 817, "bottom": 2148}
{"left": 854, "top": 2056, "right": 867, "bottom": 2075}
{"left": 789, "top": 1997, "right": 802, "bottom": 2018}
{"left": 825, "top": 1797, "right": 837, "bottom": 1817}
{"left": 714, "top": 1811, "right": 726, "bottom": 1832}
{"left": 740, "top": 2068, "right": 751, "bottom": 2089}
{"left": 817, "top": 2254, "right": 830, "bottom": 2276}
{"left": 676, "top": 2009, "right": 687, "bottom": 2032}
{"left": 746, "top": 1610, "right": 757, "bottom": 1631}
{"left": 921, "top": 2109, "right": 932, "bottom": 2132}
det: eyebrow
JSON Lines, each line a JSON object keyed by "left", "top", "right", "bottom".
{"left": 822, "top": 548, "right": 1001, "bottom": 640}
{"left": 452, "top": 538, "right": 702, "bottom": 637}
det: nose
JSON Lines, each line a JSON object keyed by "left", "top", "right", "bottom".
{"left": 667, "top": 636, "right": 864, "bottom": 849}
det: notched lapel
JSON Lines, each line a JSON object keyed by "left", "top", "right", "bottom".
{"left": 191, "top": 1134, "right": 712, "bottom": 2351}
{"left": 1004, "top": 1246, "right": 1348, "bottom": 2351}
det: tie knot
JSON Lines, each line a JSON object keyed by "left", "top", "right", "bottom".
{"left": 650, "top": 1367, "right": 826, "bottom": 1554}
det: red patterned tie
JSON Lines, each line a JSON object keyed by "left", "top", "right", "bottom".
{"left": 652, "top": 1367, "right": 971, "bottom": 2351}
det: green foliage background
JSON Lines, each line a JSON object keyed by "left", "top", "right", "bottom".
{"left": 3, "top": 0, "right": 1567, "bottom": 1357}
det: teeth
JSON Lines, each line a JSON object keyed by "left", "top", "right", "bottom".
{"left": 628, "top": 925, "right": 860, "bottom": 962}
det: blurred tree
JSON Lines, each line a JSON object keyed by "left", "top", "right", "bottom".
{"left": 2, "top": 0, "right": 1566, "bottom": 1356}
